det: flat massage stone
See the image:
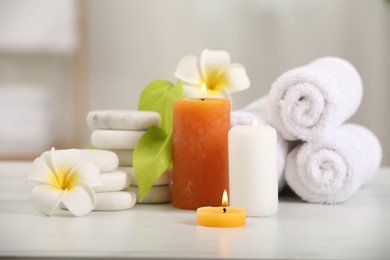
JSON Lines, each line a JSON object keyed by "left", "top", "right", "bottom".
{"left": 93, "top": 191, "right": 137, "bottom": 211}
{"left": 91, "top": 130, "right": 145, "bottom": 150}
{"left": 118, "top": 167, "right": 172, "bottom": 186}
{"left": 87, "top": 110, "right": 161, "bottom": 130}
{"left": 110, "top": 149, "right": 133, "bottom": 166}
{"left": 80, "top": 149, "right": 118, "bottom": 172}
{"left": 127, "top": 185, "right": 171, "bottom": 204}
{"left": 94, "top": 170, "right": 131, "bottom": 192}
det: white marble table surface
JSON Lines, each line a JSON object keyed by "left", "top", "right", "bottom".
{"left": 0, "top": 161, "right": 389, "bottom": 259}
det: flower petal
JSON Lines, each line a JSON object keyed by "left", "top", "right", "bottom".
{"left": 174, "top": 55, "right": 202, "bottom": 85}
{"left": 200, "top": 49, "right": 230, "bottom": 83}
{"left": 31, "top": 185, "right": 64, "bottom": 216}
{"left": 220, "top": 63, "right": 250, "bottom": 92}
{"left": 182, "top": 84, "right": 230, "bottom": 99}
{"left": 27, "top": 157, "right": 56, "bottom": 185}
{"left": 68, "top": 162, "right": 102, "bottom": 188}
{"left": 182, "top": 84, "right": 202, "bottom": 98}
{"left": 42, "top": 149, "right": 82, "bottom": 177}
{"left": 62, "top": 182, "right": 95, "bottom": 216}
{"left": 208, "top": 89, "right": 231, "bottom": 99}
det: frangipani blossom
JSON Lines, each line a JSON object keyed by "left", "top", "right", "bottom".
{"left": 174, "top": 49, "right": 250, "bottom": 98}
{"left": 27, "top": 148, "right": 102, "bottom": 217}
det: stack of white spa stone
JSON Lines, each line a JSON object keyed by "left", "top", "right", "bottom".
{"left": 87, "top": 110, "right": 173, "bottom": 204}
{"left": 80, "top": 149, "right": 136, "bottom": 211}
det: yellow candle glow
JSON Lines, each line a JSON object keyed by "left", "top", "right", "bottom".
{"left": 197, "top": 190, "right": 246, "bottom": 228}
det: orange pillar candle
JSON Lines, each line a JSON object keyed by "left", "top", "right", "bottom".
{"left": 172, "top": 97, "right": 230, "bottom": 210}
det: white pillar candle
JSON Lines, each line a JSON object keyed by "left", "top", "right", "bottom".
{"left": 228, "top": 122, "right": 278, "bottom": 217}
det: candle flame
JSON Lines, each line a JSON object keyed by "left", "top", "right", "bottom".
{"left": 200, "top": 83, "right": 207, "bottom": 98}
{"left": 252, "top": 119, "right": 258, "bottom": 127}
{"left": 221, "top": 189, "right": 229, "bottom": 207}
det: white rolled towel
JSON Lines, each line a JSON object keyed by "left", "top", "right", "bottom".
{"left": 231, "top": 110, "right": 290, "bottom": 191}
{"left": 267, "top": 57, "right": 363, "bottom": 141}
{"left": 285, "top": 124, "right": 382, "bottom": 204}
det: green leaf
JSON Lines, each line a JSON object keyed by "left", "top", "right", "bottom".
{"left": 134, "top": 126, "right": 172, "bottom": 201}
{"left": 138, "top": 80, "right": 183, "bottom": 134}
{"left": 134, "top": 80, "right": 183, "bottom": 201}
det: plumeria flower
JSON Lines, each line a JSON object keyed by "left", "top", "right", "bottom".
{"left": 174, "top": 49, "right": 250, "bottom": 98}
{"left": 27, "top": 148, "right": 102, "bottom": 217}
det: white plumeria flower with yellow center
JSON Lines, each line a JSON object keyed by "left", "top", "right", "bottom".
{"left": 27, "top": 148, "right": 102, "bottom": 217}
{"left": 174, "top": 49, "right": 250, "bottom": 98}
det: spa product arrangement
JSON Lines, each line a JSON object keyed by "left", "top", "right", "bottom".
{"left": 26, "top": 50, "right": 382, "bottom": 223}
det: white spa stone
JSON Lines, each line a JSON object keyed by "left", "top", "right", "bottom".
{"left": 118, "top": 167, "right": 172, "bottom": 186}
{"left": 110, "top": 150, "right": 134, "bottom": 166}
{"left": 91, "top": 130, "right": 145, "bottom": 150}
{"left": 94, "top": 170, "right": 131, "bottom": 192}
{"left": 93, "top": 191, "right": 137, "bottom": 211}
{"left": 79, "top": 149, "right": 119, "bottom": 172}
{"left": 127, "top": 185, "right": 171, "bottom": 204}
{"left": 87, "top": 110, "right": 161, "bottom": 130}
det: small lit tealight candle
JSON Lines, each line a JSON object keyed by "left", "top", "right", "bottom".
{"left": 197, "top": 190, "right": 246, "bottom": 228}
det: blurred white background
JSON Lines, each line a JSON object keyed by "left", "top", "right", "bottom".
{"left": 0, "top": 0, "right": 389, "bottom": 165}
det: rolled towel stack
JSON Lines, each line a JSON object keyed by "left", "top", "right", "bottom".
{"left": 87, "top": 110, "right": 172, "bottom": 204}
{"left": 285, "top": 124, "right": 381, "bottom": 204}
{"left": 230, "top": 110, "right": 289, "bottom": 191}
{"left": 267, "top": 57, "right": 363, "bottom": 141}
{"left": 265, "top": 57, "right": 382, "bottom": 204}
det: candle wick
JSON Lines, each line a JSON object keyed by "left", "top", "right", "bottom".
{"left": 223, "top": 208, "right": 226, "bottom": 213}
